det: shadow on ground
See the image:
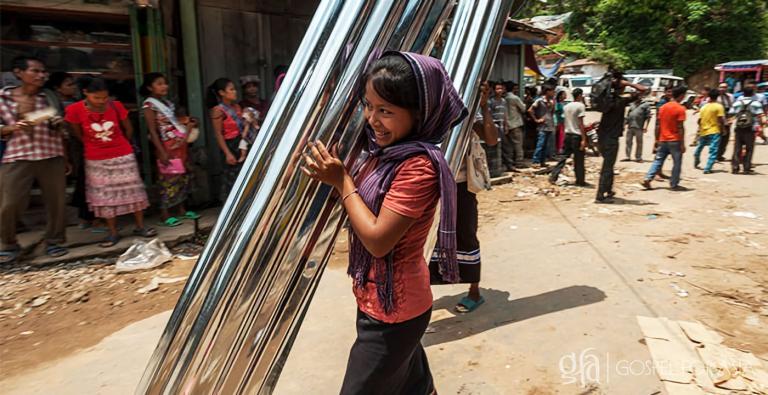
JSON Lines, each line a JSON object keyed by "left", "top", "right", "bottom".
{"left": 424, "top": 285, "right": 607, "bottom": 347}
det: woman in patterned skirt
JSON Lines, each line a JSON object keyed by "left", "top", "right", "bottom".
{"left": 64, "top": 78, "right": 156, "bottom": 247}
{"left": 141, "top": 72, "right": 199, "bottom": 226}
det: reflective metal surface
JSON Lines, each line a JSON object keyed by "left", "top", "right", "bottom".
{"left": 137, "top": 1, "right": 455, "bottom": 393}
{"left": 441, "top": 0, "right": 529, "bottom": 173}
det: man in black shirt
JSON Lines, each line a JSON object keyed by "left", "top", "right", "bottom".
{"left": 596, "top": 72, "right": 648, "bottom": 203}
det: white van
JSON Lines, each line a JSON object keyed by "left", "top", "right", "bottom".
{"left": 558, "top": 74, "right": 593, "bottom": 106}
{"left": 624, "top": 74, "right": 696, "bottom": 105}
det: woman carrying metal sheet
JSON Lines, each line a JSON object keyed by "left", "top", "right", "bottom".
{"left": 303, "top": 51, "right": 466, "bottom": 394}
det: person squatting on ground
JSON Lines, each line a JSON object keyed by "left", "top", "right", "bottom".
{"left": 0, "top": 56, "right": 70, "bottom": 264}
{"left": 623, "top": 92, "right": 652, "bottom": 162}
{"left": 64, "top": 78, "right": 156, "bottom": 247}
{"left": 642, "top": 86, "right": 689, "bottom": 191}
{"left": 595, "top": 72, "right": 648, "bottom": 203}
{"left": 694, "top": 89, "right": 726, "bottom": 174}
{"left": 529, "top": 85, "right": 556, "bottom": 167}
{"left": 549, "top": 88, "right": 589, "bottom": 187}
{"left": 302, "top": 52, "right": 466, "bottom": 395}
{"left": 142, "top": 73, "right": 199, "bottom": 227}
{"left": 729, "top": 86, "right": 766, "bottom": 174}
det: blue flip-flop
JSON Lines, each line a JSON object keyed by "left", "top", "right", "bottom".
{"left": 0, "top": 246, "right": 21, "bottom": 264}
{"left": 455, "top": 296, "right": 485, "bottom": 314}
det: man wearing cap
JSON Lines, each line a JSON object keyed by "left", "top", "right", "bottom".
{"left": 239, "top": 75, "right": 269, "bottom": 124}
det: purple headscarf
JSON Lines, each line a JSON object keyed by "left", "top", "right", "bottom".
{"left": 349, "top": 51, "right": 468, "bottom": 313}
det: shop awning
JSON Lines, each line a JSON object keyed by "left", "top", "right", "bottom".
{"left": 715, "top": 60, "right": 768, "bottom": 72}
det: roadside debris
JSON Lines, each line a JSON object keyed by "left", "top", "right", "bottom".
{"left": 637, "top": 316, "right": 768, "bottom": 394}
{"left": 137, "top": 275, "right": 188, "bottom": 294}
{"left": 116, "top": 239, "right": 173, "bottom": 273}
{"left": 732, "top": 211, "right": 761, "bottom": 220}
{"left": 659, "top": 269, "right": 686, "bottom": 277}
{"left": 670, "top": 283, "right": 689, "bottom": 297}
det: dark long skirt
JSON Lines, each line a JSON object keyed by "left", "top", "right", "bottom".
{"left": 220, "top": 137, "right": 243, "bottom": 202}
{"left": 340, "top": 308, "right": 434, "bottom": 395}
{"left": 430, "top": 181, "right": 481, "bottom": 284}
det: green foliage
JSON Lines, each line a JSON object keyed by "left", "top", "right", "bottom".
{"left": 521, "top": 0, "right": 768, "bottom": 77}
{"left": 538, "top": 38, "right": 592, "bottom": 57}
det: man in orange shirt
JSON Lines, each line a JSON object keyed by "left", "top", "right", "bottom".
{"left": 642, "top": 86, "right": 689, "bottom": 191}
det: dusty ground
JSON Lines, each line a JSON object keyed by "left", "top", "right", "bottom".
{"left": 0, "top": 243, "right": 202, "bottom": 377}
{"left": 1, "top": 110, "right": 766, "bottom": 394}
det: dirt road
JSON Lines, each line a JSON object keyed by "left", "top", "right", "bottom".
{"left": 1, "top": 111, "right": 766, "bottom": 394}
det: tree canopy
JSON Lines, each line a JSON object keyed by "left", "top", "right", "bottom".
{"left": 521, "top": 0, "right": 768, "bottom": 77}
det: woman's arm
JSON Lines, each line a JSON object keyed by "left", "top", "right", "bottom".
{"left": 211, "top": 107, "right": 237, "bottom": 165}
{"left": 68, "top": 122, "right": 83, "bottom": 140}
{"left": 121, "top": 117, "right": 134, "bottom": 140}
{"left": 144, "top": 107, "right": 169, "bottom": 163}
{"left": 303, "top": 141, "right": 417, "bottom": 258}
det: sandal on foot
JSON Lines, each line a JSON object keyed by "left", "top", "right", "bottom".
{"left": 46, "top": 244, "right": 69, "bottom": 257}
{"left": 0, "top": 246, "right": 21, "bottom": 264}
{"left": 455, "top": 296, "right": 485, "bottom": 314}
{"left": 182, "top": 211, "right": 200, "bottom": 220}
{"left": 99, "top": 235, "right": 121, "bottom": 248}
{"left": 132, "top": 227, "right": 158, "bottom": 237}
{"left": 158, "top": 217, "right": 182, "bottom": 227}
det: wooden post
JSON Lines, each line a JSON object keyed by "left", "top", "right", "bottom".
{"left": 130, "top": 6, "right": 152, "bottom": 185}
{"left": 179, "top": 0, "right": 206, "bottom": 149}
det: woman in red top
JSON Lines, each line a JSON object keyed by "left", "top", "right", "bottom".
{"left": 207, "top": 78, "right": 245, "bottom": 202}
{"left": 65, "top": 78, "right": 155, "bottom": 247}
{"left": 303, "top": 52, "right": 467, "bottom": 394}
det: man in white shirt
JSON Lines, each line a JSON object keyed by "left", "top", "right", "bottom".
{"left": 549, "top": 88, "right": 588, "bottom": 186}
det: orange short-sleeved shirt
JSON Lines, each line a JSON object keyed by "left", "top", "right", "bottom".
{"left": 658, "top": 101, "right": 687, "bottom": 142}
{"left": 353, "top": 155, "right": 439, "bottom": 323}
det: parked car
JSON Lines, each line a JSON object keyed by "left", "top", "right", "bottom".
{"left": 624, "top": 73, "right": 697, "bottom": 107}
{"left": 558, "top": 74, "right": 593, "bottom": 107}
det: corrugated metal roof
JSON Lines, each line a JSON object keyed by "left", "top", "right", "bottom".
{"left": 716, "top": 60, "right": 768, "bottom": 67}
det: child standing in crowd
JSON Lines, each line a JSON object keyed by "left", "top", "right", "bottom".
{"left": 64, "top": 78, "right": 155, "bottom": 247}
{"left": 237, "top": 107, "right": 260, "bottom": 163}
{"left": 141, "top": 72, "right": 199, "bottom": 227}
{"left": 554, "top": 89, "right": 566, "bottom": 154}
{"left": 207, "top": 78, "right": 245, "bottom": 201}
{"left": 303, "top": 52, "right": 466, "bottom": 394}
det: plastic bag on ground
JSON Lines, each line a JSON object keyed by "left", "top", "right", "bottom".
{"left": 115, "top": 238, "right": 173, "bottom": 273}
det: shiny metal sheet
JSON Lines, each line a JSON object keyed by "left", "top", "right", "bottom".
{"left": 137, "top": 1, "right": 455, "bottom": 393}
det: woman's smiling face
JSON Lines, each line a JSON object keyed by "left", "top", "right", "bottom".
{"left": 362, "top": 80, "right": 416, "bottom": 147}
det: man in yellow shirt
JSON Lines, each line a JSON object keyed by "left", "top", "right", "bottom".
{"left": 695, "top": 89, "right": 726, "bottom": 173}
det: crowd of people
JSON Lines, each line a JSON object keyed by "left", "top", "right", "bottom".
{"left": 1, "top": 50, "right": 766, "bottom": 393}
{"left": 481, "top": 71, "right": 767, "bottom": 203}
{"left": 0, "top": 55, "right": 280, "bottom": 264}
